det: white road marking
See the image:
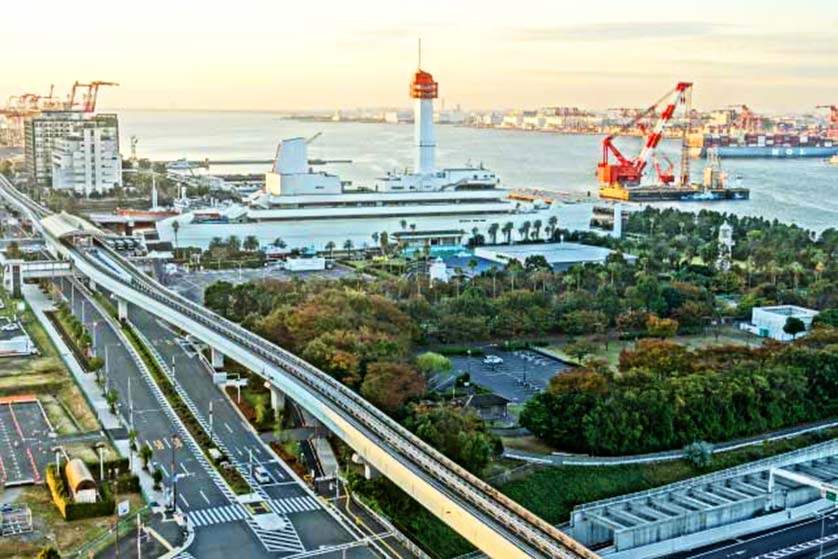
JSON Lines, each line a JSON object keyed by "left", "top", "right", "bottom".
{"left": 159, "top": 464, "right": 169, "bottom": 477}
{"left": 179, "top": 494, "right": 190, "bottom": 507}
{"left": 200, "top": 489, "right": 211, "bottom": 505}
{"left": 180, "top": 463, "right": 190, "bottom": 475}
{"left": 224, "top": 422, "right": 233, "bottom": 434}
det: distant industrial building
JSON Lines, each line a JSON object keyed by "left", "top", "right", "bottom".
{"left": 741, "top": 305, "right": 819, "bottom": 341}
{"left": 474, "top": 241, "right": 636, "bottom": 272}
{"left": 24, "top": 112, "right": 121, "bottom": 194}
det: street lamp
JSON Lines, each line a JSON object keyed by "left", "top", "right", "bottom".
{"left": 170, "top": 433, "right": 181, "bottom": 511}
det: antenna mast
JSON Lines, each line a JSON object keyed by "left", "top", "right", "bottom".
{"left": 418, "top": 38, "right": 422, "bottom": 68}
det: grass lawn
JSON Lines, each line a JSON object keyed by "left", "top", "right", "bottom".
{"left": 500, "top": 429, "right": 838, "bottom": 527}
{"left": 0, "top": 486, "right": 143, "bottom": 559}
{"left": 546, "top": 326, "right": 763, "bottom": 370}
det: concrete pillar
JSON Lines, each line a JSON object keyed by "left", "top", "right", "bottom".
{"left": 269, "top": 385, "right": 285, "bottom": 414}
{"left": 117, "top": 297, "right": 128, "bottom": 321}
{"left": 210, "top": 346, "right": 224, "bottom": 369}
{"left": 612, "top": 203, "right": 623, "bottom": 239}
{"left": 351, "top": 452, "right": 379, "bottom": 480}
{"left": 3, "top": 260, "right": 23, "bottom": 298}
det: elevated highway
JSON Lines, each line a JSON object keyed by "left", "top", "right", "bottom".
{"left": 0, "top": 176, "right": 598, "bottom": 559}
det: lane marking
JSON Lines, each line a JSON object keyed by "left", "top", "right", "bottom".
{"left": 200, "top": 490, "right": 211, "bottom": 505}
{"left": 179, "top": 493, "right": 190, "bottom": 507}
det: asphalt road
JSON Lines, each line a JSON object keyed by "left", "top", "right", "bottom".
{"left": 667, "top": 509, "right": 838, "bottom": 559}
{"left": 128, "top": 304, "right": 370, "bottom": 555}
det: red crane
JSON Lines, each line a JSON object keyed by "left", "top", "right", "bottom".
{"left": 728, "top": 104, "right": 760, "bottom": 132}
{"left": 598, "top": 81, "right": 693, "bottom": 188}
{"left": 816, "top": 105, "right": 838, "bottom": 139}
{"left": 68, "top": 80, "right": 119, "bottom": 112}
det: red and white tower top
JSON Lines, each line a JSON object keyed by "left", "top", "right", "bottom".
{"left": 410, "top": 69, "right": 438, "bottom": 99}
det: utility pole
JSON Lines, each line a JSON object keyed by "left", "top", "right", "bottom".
{"left": 171, "top": 433, "right": 180, "bottom": 511}
{"left": 209, "top": 400, "right": 213, "bottom": 437}
{"left": 137, "top": 510, "right": 142, "bottom": 559}
{"left": 112, "top": 470, "right": 120, "bottom": 559}
{"left": 128, "top": 376, "right": 133, "bottom": 428}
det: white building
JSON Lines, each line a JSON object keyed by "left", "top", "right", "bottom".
{"left": 741, "top": 305, "right": 819, "bottom": 341}
{"left": 51, "top": 119, "right": 122, "bottom": 195}
{"left": 25, "top": 112, "right": 121, "bottom": 189}
{"left": 0, "top": 318, "right": 35, "bottom": 356}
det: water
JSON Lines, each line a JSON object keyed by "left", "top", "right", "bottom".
{"left": 118, "top": 110, "right": 837, "bottom": 233}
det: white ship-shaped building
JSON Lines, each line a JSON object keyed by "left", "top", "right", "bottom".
{"left": 156, "top": 64, "right": 593, "bottom": 252}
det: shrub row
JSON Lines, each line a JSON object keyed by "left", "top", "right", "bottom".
{"left": 431, "top": 345, "right": 486, "bottom": 356}
{"left": 46, "top": 463, "right": 115, "bottom": 521}
{"left": 120, "top": 324, "right": 251, "bottom": 494}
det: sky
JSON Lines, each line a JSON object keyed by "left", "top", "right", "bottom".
{"left": 4, "top": 0, "right": 837, "bottom": 113}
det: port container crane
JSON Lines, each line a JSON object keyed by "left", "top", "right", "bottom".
{"left": 68, "top": 80, "right": 119, "bottom": 112}
{"left": 597, "top": 81, "right": 693, "bottom": 192}
{"left": 728, "top": 104, "right": 761, "bottom": 132}
{"left": 816, "top": 105, "right": 838, "bottom": 139}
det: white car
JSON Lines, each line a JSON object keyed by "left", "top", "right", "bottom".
{"left": 254, "top": 465, "right": 271, "bottom": 484}
{"left": 483, "top": 355, "right": 504, "bottom": 365}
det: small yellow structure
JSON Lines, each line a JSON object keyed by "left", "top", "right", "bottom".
{"left": 64, "top": 459, "right": 97, "bottom": 504}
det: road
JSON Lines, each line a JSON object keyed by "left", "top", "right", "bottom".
{"left": 127, "top": 303, "right": 369, "bottom": 555}
{"left": 667, "top": 509, "right": 838, "bottom": 559}
{"left": 55, "top": 278, "right": 304, "bottom": 558}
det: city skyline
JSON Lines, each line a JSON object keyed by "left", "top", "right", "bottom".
{"left": 4, "top": 0, "right": 837, "bottom": 113}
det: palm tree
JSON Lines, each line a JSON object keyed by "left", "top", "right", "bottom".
{"left": 518, "top": 220, "right": 531, "bottom": 243}
{"left": 243, "top": 235, "right": 259, "bottom": 252}
{"left": 379, "top": 231, "right": 389, "bottom": 256}
{"left": 325, "top": 241, "right": 335, "bottom": 258}
{"left": 343, "top": 239, "right": 354, "bottom": 256}
{"left": 273, "top": 237, "right": 287, "bottom": 249}
{"left": 409, "top": 223, "right": 416, "bottom": 232}
{"left": 400, "top": 219, "right": 408, "bottom": 230}
{"left": 371, "top": 232, "right": 379, "bottom": 246}
{"left": 502, "top": 222, "right": 514, "bottom": 244}
{"left": 488, "top": 223, "right": 500, "bottom": 245}
{"left": 547, "top": 216, "right": 558, "bottom": 240}
{"left": 532, "top": 219, "right": 542, "bottom": 240}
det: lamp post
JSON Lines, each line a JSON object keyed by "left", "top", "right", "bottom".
{"left": 170, "top": 433, "right": 180, "bottom": 511}
{"left": 112, "top": 467, "right": 120, "bottom": 559}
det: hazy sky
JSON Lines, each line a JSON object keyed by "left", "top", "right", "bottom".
{"left": 5, "top": 0, "right": 836, "bottom": 113}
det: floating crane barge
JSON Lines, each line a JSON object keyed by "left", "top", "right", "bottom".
{"left": 597, "top": 82, "right": 749, "bottom": 202}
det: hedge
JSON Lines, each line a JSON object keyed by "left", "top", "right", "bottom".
{"left": 46, "top": 464, "right": 115, "bottom": 521}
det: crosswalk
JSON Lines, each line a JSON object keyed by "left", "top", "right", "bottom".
{"left": 189, "top": 503, "right": 248, "bottom": 527}
{"left": 189, "top": 497, "right": 322, "bottom": 528}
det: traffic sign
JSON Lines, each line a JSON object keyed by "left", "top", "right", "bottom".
{"left": 118, "top": 500, "right": 130, "bottom": 517}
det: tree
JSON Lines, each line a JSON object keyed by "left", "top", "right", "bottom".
{"left": 243, "top": 235, "right": 260, "bottom": 252}
{"left": 273, "top": 237, "right": 287, "bottom": 249}
{"left": 683, "top": 441, "right": 714, "bottom": 468}
{"left": 6, "top": 241, "right": 22, "bottom": 259}
{"left": 343, "top": 239, "right": 354, "bottom": 256}
{"left": 325, "top": 241, "right": 335, "bottom": 258}
{"left": 813, "top": 309, "right": 838, "bottom": 328}
{"left": 647, "top": 315, "right": 679, "bottom": 339}
{"left": 564, "top": 338, "right": 598, "bottom": 363}
{"left": 139, "top": 445, "right": 153, "bottom": 470}
{"left": 38, "top": 547, "right": 61, "bottom": 559}
{"left": 406, "top": 405, "right": 500, "bottom": 474}
{"left": 226, "top": 235, "right": 241, "bottom": 254}
{"left": 128, "top": 429, "right": 138, "bottom": 451}
{"left": 532, "top": 219, "right": 542, "bottom": 240}
{"left": 783, "top": 316, "right": 806, "bottom": 340}
{"left": 360, "top": 362, "right": 425, "bottom": 413}
{"left": 415, "top": 352, "right": 452, "bottom": 377}
{"left": 106, "top": 389, "right": 119, "bottom": 414}
{"left": 502, "top": 222, "right": 514, "bottom": 244}
{"left": 488, "top": 222, "right": 500, "bottom": 244}
{"left": 152, "top": 467, "right": 163, "bottom": 490}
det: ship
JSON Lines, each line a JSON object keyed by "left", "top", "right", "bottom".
{"left": 689, "top": 132, "right": 838, "bottom": 159}
{"left": 156, "top": 63, "right": 594, "bottom": 252}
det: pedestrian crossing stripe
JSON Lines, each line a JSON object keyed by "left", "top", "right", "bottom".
{"left": 188, "top": 504, "right": 248, "bottom": 527}
{"left": 266, "top": 496, "right": 321, "bottom": 515}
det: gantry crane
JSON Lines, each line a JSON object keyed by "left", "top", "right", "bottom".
{"left": 597, "top": 81, "right": 693, "bottom": 199}
{"left": 816, "top": 105, "right": 838, "bottom": 139}
{"left": 728, "top": 104, "right": 761, "bottom": 132}
{"left": 68, "top": 81, "right": 119, "bottom": 112}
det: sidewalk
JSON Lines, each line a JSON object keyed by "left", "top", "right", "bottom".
{"left": 22, "top": 283, "right": 165, "bottom": 505}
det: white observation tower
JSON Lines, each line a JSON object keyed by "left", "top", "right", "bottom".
{"left": 411, "top": 42, "right": 438, "bottom": 176}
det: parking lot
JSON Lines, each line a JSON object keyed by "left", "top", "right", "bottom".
{"left": 0, "top": 396, "right": 54, "bottom": 486}
{"left": 446, "top": 348, "right": 571, "bottom": 404}
{"left": 164, "top": 265, "right": 355, "bottom": 303}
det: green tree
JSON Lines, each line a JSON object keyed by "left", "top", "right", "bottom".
{"left": 243, "top": 235, "right": 260, "bottom": 252}
{"left": 647, "top": 316, "right": 679, "bottom": 339}
{"left": 139, "top": 444, "right": 153, "bottom": 471}
{"left": 152, "top": 467, "right": 163, "bottom": 490}
{"left": 406, "top": 405, "right": 500, "bottom": 475}
{"left": 564, "top": 338, "right": 598, "bottom": 363}
{"left": 106, "top": 390, "right": 119, "bottom": 414}
{"left": 783, "top": 316, "right": 806, "bottom": 339}
{"left": 38, "top": 547, "right": 61, "bottom": 559}
{"left": 415, "top": 352, "right": 452, "bottom": 377}
{"left": 683, "top": 441, "right": 714, "bottom": 468}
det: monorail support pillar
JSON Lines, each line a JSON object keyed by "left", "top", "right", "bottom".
{"left": 211, "top": 346, "right": 224, "bottom": 369}
{"left": 117, "top": 297, "right": 128, "bottom": 321}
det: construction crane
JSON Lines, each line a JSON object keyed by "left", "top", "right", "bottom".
{"left": 68, "top": 80, "right": 119, "bottom": 112}
{"left": 816, "top": 105, "right": 838, "bottom": 139}
{"left": 597, "top": 81, "right": 693, "bottom": 195}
